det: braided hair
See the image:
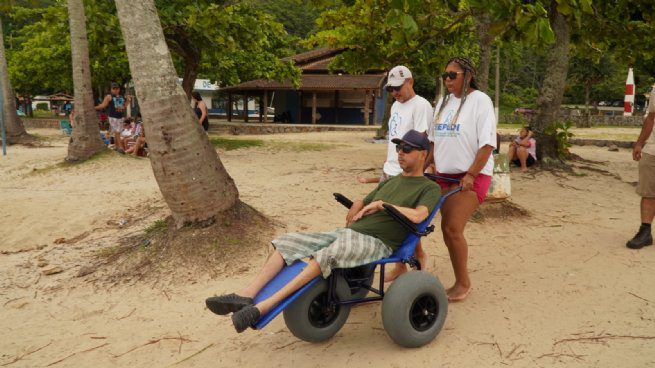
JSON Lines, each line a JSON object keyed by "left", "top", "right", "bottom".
{"left": 433, "top": 56, "right": 479, "bottom": 128}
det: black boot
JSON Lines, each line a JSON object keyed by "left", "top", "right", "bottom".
{"left": 626, "top": 225, "right": 653, "bottom": 249}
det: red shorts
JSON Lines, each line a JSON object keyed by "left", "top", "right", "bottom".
{"left": 433, "top": 172, "right": 492, "bottom": 204}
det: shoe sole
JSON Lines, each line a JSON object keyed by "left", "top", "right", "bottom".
{"left": 205, "top": 298, "right": 251, "bottom": 315}
{"left": 626, "top": 241, "right": 653, "bottom": 249}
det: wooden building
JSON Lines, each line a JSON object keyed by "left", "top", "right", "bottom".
{"left": 220, "top": 48, "right": 387, "bottom": 125}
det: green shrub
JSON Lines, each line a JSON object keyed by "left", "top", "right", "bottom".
{"left": 36, "top": 102, "right": 49, "bottom": 111}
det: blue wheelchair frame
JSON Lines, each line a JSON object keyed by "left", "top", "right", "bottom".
{"left": 251, "top": 174, "right": 461, "bottom": 346}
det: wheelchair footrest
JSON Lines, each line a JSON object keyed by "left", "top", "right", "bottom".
{"left": 252, "top": 260, "right": 320, "bottom": 330}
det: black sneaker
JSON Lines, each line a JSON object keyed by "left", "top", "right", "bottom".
{"left": 205, "top": 293, "right": 253, "bottom": 315}
{"left": 626, "top": 226, "right": 653, "bottom": 249}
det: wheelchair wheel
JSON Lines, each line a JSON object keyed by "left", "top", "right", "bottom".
{"left": 381, "top": 271, "right": 447, "bottom": 348}
{"left": 283, "top": 274, "right": 351, "bottom": 342}
{"left": 343, "top": 265, "right": 375, "bottom": 299}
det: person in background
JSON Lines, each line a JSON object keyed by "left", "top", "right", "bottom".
{"left": 95, "top": 82, "right": 132, "bottom": 152}
{"left": 627, "top": 85, "right": 655, "bottom": 249}
{"left": 191, "top": 91, "right": 209, "bottom": 132}
{"left": 507, "top": 126, "right": 537, "bottom": 172}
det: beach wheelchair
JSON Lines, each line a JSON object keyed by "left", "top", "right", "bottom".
{"left": 250, "top": 176, "right": 460, "bottom": 348}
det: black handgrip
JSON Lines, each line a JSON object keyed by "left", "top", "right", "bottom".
{"left": 333, "top": 193, "right": 353, "bottom": 209}
{"left": 382, "top": 203, "right": 418, "bottom": 234}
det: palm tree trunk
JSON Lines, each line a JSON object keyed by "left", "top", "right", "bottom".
{"left": 66, "top": 0, "right": 105, "bottom": 161}
{"left": 533, "top": 2, "right": 570, "bottom": 159}
{"left": 0, "top": 17, "right": 32, "bottom": 145}
{"left": 474, "top": 12, "right": 493, "bottom": 92}
{"left": 114, "top": 0, "right": 239, "bottom": 227}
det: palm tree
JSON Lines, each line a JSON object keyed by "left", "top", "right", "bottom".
{"left": 113, "top": 0, "right": 239, "bottom": 227}
{"left": 0, "top": 16, "right": 32, "bottom": 145}
{"left": 66, "top": 0, "right": 104, "bottom": 161}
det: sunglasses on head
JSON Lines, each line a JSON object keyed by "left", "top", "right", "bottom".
{"left": 386, "top": 83, "right": 404, "bottom": 93}
{"left": 441, "top": 71, "right": 464, "bottom": 80}
{"left": 395, "top": 143, "right": 422, "bottom": 154}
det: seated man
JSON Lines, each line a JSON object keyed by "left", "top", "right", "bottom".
{"left": 206, "top": 130, "right": 441, "bottom": 333}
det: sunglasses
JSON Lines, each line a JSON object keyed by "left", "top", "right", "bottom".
{"left": 441, "top": 71, "right": 464, "bottom": 80}
{"left": 386, "top": 83, "right": 405, "bottom": 93}
{"left": 395, "top": 143, "right": 423, "bottom": 154}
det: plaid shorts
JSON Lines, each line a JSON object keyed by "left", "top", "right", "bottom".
{"left": 272, "top": 228, "right": 392, "bottom": 278}
{"left": 108, "top": 117, "right": 124, "bottom": 133}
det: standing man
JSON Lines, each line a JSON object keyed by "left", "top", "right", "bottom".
{"left": 627, "top": 85, "right": 655, "bottom": 249}
{"left": 382, "top": 66, "right": 434, "bottom": 281}
{"left": 96, "top": 82, "right": 131, "bottom": 152}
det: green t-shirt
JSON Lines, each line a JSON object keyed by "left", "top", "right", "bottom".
{"left": 348, "top": 175, "right": 441, "bottom": 250}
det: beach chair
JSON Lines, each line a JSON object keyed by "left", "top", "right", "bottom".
{"left": 59, "top": 120, "right": 72, "bottom": 136}
{"left": 250, "top": 176, "right": 461, "bottom": 348}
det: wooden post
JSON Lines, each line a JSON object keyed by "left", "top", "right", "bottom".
{"left": 364, "top": 90, "right": 371, "bottom": 125}
{"left": 297, "top": 91, "right": 302, "bottom": 124}
{"left": 371, "top": 91, "right": 377, "bottom": 125}
{"left": 243, "top": 93, "right": 248, "bottom": 123}
{"left": 334, "top": 90, "right": 339, "bottom": 124}
{"left": 263, "top": 90, "right": 268, "bottom": 123}
{"left": 227, "top": 93, "right": 233, "bottom": 122}
{"left": 311, "top": 92, "right": 317, "bottom": 124}
{"left": 258, "top": 94, "right": 264, "bottom": 123}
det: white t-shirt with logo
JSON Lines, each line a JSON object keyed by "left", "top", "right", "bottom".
{"left": 428, "top": 90, "right": 497, "bottom": 176}
{"left": 642, "top": 86, "right": 655, "bottom": 156}
{"left": 384, "top": 95, "right": 433, "bottom": 176}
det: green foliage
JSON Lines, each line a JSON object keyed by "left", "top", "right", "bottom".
{"left": 209, "top": 136, "right": 264, "bottom": 150}
{"left": 144, "top": 219, "right": 168, "bottom": 237}
{"left": 544, "top": 120, "right": 574, "bottom": 156}
{"left": 156, "top": 0, "right": 300, "bottom": 88}
{"left": 35, "top": 102, "right": 48, "bottom": 110}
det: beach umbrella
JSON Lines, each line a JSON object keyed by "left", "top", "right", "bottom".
{"left": 624, "top": 67, "right": 634, "bottom": 116}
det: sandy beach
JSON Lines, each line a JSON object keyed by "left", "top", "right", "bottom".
{"left": 1, "top": 127, "right": 653, "bottom": 367}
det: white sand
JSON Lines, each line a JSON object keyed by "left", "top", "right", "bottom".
{"left": 1, "top": 128, "right": 653, "bottom": 367}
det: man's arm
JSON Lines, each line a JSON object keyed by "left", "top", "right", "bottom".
{"left": 634, "top": 112, "right": 655, "bottom": 161}
{"left": 346, "top": 199, "right": 365, "bottom": 226}
{"left": 95, "top": 95, "right": 110, "bottom": 110}
{"left": 351, "top": 200, "right": 429, "bottom": 224}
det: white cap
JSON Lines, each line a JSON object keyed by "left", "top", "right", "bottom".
{"left": 386, "top": 66, "right": 412, "bottom": 87}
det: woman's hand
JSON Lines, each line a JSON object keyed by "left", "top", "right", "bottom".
{"left": 461, "top": 173, "right": 475, "bottom": 191}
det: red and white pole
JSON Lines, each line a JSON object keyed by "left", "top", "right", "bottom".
{"left": 624, "top": 67, "right": 635, "bottom": 116}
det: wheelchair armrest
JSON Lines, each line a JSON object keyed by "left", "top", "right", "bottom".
{"left": 333, "top": 193, "right": 353, "bottom": 209}
{"left": 382, "top": 203, "right": 421, "bottom": 235}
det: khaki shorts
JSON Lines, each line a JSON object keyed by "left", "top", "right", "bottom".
{"left": 637, "top": 152, "right": 655, "bottom": 197}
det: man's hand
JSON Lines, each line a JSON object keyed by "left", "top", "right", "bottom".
{"left": 634, "top": 143, "right": 643, "bottom": 161}
{"left": 345, "top": 199, "right": 364, "bottom": 226}
{"left": 351, "top": 200, "right": 384, "bottom": 222}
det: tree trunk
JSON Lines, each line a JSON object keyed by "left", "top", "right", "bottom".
{"left": 0, "top": 17, "right": 32, "bottom": 145}
{"left": 66, "top": 0, "right": 105, "bottom": 161}
{"left": 114, "top": 0, "right": 239, "bottom": 227}
{"left": 533, "top": 2, "right": 570, "bottom": 160}
{"left": 474, "top": 12, "right": 493, "bottom": 92}
{"left": 181, "top": 59, "right": 199, "bottom": 100}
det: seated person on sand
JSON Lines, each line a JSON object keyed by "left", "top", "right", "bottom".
{"left": 118, "top": 118, "right": 135, "bottom": 151}
{"left": 125, "top": 125, "right": 146, "bottom": 156}
{"left": 507, "top": 126, "right": 537, "bottom": 172}
{"left": 205, "top": 130, "right": 441, "bottom": 333}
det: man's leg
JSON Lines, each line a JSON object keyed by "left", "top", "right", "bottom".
{"left": 628, "top": 154, "right": 655, "bottom": 249}
{"left": 206, "top": 250, "right": 286, "bottom": 315}
{"left": 641, "top": 197, "right": 655, "bottom": 224}
{"left": 254, "top": 259, "right": 321, "bottom": 314}
{"left": 238, "top": 251, "right": 286, "bottom": 299}
{"left": 440, "top": 190, "right": 479, "bottom": 302}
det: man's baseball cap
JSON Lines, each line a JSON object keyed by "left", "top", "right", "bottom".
{"left": 391, "top": 129, "right": 429, "bottom": 151}
{"left": 385, "top": 65, "right": 412, "bottom": 87}
{"left": 110, "top": 82, "right": 120, "bottom": 88}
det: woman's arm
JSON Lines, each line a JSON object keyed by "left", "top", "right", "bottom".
{"left": 461, "top": 144, "right": 494, "bottom": 191}
{"left": 199, "top": 100, "right": 208, "bottom": 123}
